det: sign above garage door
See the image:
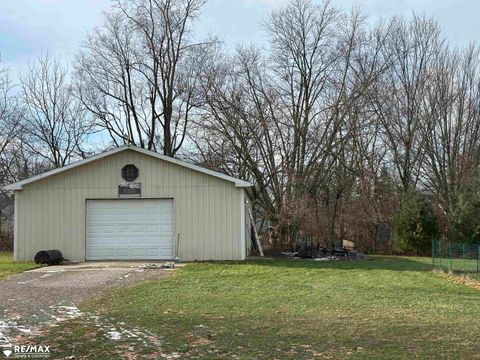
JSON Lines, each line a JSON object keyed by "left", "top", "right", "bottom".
{"left": 118, "top": 182, "right": 141, "bottom": 198}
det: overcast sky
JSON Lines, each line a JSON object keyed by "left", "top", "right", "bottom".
{"left": 0, "top": 0, "right": 479, "bottom": 80}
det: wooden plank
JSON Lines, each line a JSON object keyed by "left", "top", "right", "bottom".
{"left": 247, "top": 208, "right": 264, "bottom": 257}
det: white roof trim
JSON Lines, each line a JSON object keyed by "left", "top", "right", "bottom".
{"left": 4, "top": 145, "right": 251, "bottom": 191}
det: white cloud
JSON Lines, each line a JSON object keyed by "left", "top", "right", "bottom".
{"left": 0, "top": 0, "right": 111, "bottom": 78}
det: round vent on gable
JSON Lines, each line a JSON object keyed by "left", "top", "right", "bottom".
{"left": 121, "top": 164, "right": 139, "bottom": 182}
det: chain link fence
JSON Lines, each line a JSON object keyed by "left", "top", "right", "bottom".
{"left": 432, "top": 240, "right": 480, "bottom": 273}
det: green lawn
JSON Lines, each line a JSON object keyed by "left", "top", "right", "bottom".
{"left": 433, "top": 257, "right": 479, "bottom": 273}
{"left": 0, "top": 251, "right": 38, "bottom": 279}
{"left": 33, "top": 256, "right": 480, "bottom": 359}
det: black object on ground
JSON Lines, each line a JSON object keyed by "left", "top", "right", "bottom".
{"left": 294, "top": 236, "right": 326, "bottom": 258}
{"left": 34, "top": 250, "right": 64, "bottom": 265}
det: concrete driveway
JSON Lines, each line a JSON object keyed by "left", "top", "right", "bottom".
{"left": 0, "top": 263, "right": 173, "bottom": 347}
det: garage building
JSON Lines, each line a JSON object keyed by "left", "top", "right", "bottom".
{"left": 5, "top": 145, "right": 252, "bottom": 262}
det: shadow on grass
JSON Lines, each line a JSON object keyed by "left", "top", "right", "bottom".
{"left": 221, "top": 256, "right": 434, "bottom": 272}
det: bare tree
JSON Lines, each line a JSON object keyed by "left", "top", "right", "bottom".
{"left": 195, "top": 1, "right": 389, "bottom": 247}
{"left": 20, "top": 55, "right": 90, "bottom": 168}
{"left": 368, "top": 15, "right": 443, "bottom": 193}
{"left": 191, "top": 3, "right": 480, "bottom": 251}
{"left": 77, "top": 0, "right": 213, "bottom": 156}
{"left": 0, "top": 66, "right": 22, "bottom": 237}
{"left": 0, "top": 66, "right": 20, "bottom": 184}
{"left": 421, "top": 45, "right": 480, "bottom": 211}
{"left": 0, "top": 66, "right": 20, "bottom": 201}
{"left": 76, "top": 12, "right": 146, "bottom": 148}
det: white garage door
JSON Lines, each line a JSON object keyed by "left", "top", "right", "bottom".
{"left": 86, "top": 199, "right": 175, "bottom": 260}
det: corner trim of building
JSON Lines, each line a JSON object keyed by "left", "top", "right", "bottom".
{"left": 13, "top": 193, "right": 18, "bottom": 261}
{"left": 240, "top": 189, "right": 246, "bottom": 260}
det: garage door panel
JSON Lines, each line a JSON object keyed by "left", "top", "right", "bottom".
{"left": 159, "top": 213, "right": 173, "bottom": 221}
{"left": 145, "top": 238, "right": 169, "bottom": 245}
{"left": 160, "top": 250, "right": 173, "bottom": 257}
{"left": 86, "top": 199, "right": 174, "bottom": 260}
{"left": 115, "top": 225, "right": 130, "bottom": 233}
{"left": 145, "top": 213, "right": 162, "bottom": 221}
{"left": 129, "top": 248, "right": 145, "bottom": 256}
{"left": 116, "top": 214, "right": 131, "bottom": 221}
{"left": 88, "top": 225, "right": 117, "bottom": 234}
{"left": 87, "top": 237, "right": 116, "bottom": 245}
{"left": 114, "top": 237, "right": 131, "bottom": 245}
{"left": 113, "top": 249, "right": 131, "bottom": 257}
{"left": 131, "top": 225, "right": 145, "bottom": 233}
{"left": 160, "top": 224, "right": 174, "bottom": 232}
{"left": 90, "top": 214, "right": 118, "bottom": 222}
{"left": 145, "top": 238, "right": 162, "bottom": 245}
{"left": 145, "top": 224, "right": 161, "bottom": 233}
{"left": 131, "top": 213, "right": 146, "bottom": 221}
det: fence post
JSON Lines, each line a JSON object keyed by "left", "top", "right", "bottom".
{"left": 432, "top": 240, "right": 435, "bottom": 268}
{"left": 463, "top": 243, "right": 466, "bottom": 272}
{"left": 477, "top": 246, "right": 480, "bottom": 273}
{"left": 439, "top": 240, "right": 442, "bottom": 270}
{"left": 449, "top": 242, "right": 452, "bottom": 271}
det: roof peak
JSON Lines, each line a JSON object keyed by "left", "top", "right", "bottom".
{"left": 4, "top": 145, "right": 251, "bottom": 191}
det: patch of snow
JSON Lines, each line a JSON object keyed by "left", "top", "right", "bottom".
{"left": 54, "top": 305, "right": 82, "bottom": 319}
{"left": 106, "top": 330, "right": 122, "bottom": 340}
{"left": 0, "top": 331, "right": 10, "bottom": 346}
{"left": 161, "top": 352, "right": 182, "bottom": 359}
{"left": 314, "top": 256, "right": 341, "bottom": 261}
{"left": 17, "top": 278, "right": 37, "bottom": 285}
{"left": 41, "top": 304, "right": 82, "bottom": 322}
{"left": 0, "top": 321, "right": 32, "bottom": 347}
{"left": 2, "top": 303, "right": 163, "bottom": 352}
{"left": 101, "top": 323, "right": 159, "bottom": 346}
{"left": 142, "top": 263, "right": 161, "bottom": 269}
{"left": 45, "top": 269, "right": 65, "bottom": 273}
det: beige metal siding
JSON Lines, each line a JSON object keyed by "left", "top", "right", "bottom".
{"left": 15, "top": 150, "right": 245, "bottom": 262}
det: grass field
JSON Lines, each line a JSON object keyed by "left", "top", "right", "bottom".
{"left": 0, "top": 251, "right": 38, "bottom": 279}
{"left": 30, "top": 256, "right": 480, "bottom": 359}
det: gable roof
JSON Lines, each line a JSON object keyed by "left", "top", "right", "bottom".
{"left": 4, "top": 145, "right": 251, "bottom": 191}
